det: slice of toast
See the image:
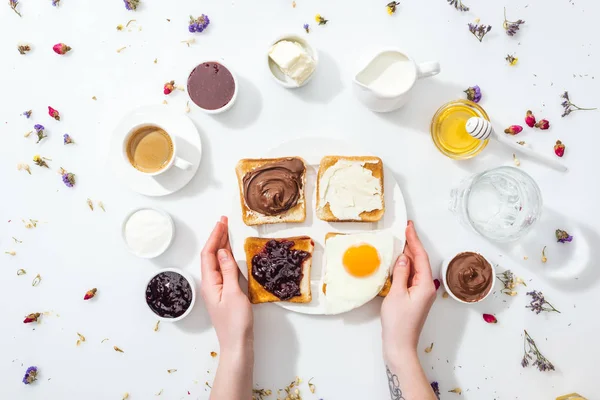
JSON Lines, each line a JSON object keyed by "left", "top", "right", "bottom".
{"left": 244, "top": 236, "right": 313, "bottom": 304}
{"left": 323, "top": 232, "right": 391, "bottom": 297}
{"left": 236, "top": 157, "right": 307, "bottom": 226}
{"left": 316, "top": 156, "right": 384, "bottom": 222}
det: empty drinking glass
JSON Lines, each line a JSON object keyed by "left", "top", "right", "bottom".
{"left": 449, "top": 166, "right": 543, "bottom": 242}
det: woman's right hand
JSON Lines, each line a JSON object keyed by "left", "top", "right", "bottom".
{"left": 381, "top": 221, "right": 437, "bottom": 361}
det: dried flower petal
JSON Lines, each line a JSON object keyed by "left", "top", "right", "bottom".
{"left": 525, "top": 110, "right": 536, "bottom": 128}
{"left": 167, "top": 369, "right": 177, "bottom": 373}
{"left": 449, "top": 388, "right": 462, "bottom": 394}
{"left": 32, "top": 274, "right": 42, "bottom": 287}
{"left": 5, "top": 250, "right": 16, "bottom": 256}
{"left": 483, "top": 313, "right": 497, "bottom": 323}
{"left": 554, "top": 140, "right": 565, "bottom": 157}
{"left": 76, "top": 332, "right": 86, "bottom": 345}
{"left": 442, "top": 291, "right": 449, "bottom": 299}
{"left": 315, "top": 14, "right": 328, "bottom": 25}
{"left": 52, "top": 43, "right": 71, "bottom": 55}
{"left": 17, "top": 163, "right": 32, "bottom": 174}
{"left": 541, "top": 246, "right": 547, "bottom": 263}
{"left": 114, "top": 346, "right": 124, "bottom": 353}
{"left": 84, "top": 288, "right": 97, "bottom": 300}
{"left": 504, "top": 125, "right": 523, "bottom": 135}
{"left": 87, "top": 198, "right": 94, "bottom": 210}
{"left": 555, "top": 229, "right": 573, "bottom": 243}
{"left": 433, "top": 279, "right": 440, "bottom": 291}
{"left": 17, "top": 269, "right": 27, "bottom": 275}
{"left": 252, "top": 388, "right": 272, "bottom": 400}
{"left": 425, "top": 342, "right": 434, "bottom": 353}
{"left": 23, "top": 219, "right": 38, "bottom": 228}
{"left": 98, "top": 201, "right": 106, "bottom": 212}
{"left": 535, "top": 119, "right": 550, "bottom": 130}
{"left": 464, "top": 85, "right": 482, "bottom": 103}
{"left": 153, "top": 320, "right": 160, "bottom": 331}
{"left": 308, "top": 378, "right": 316, "bottom": 393}
{"left": 24, "top": 313, "right": 41, "bottom": 324}
{"left": 22, "top": 366, "right": 38, "bottom": 384}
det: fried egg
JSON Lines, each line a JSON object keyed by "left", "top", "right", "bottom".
{"left": 323, "top": 232, "right": 394, "bottom": 313}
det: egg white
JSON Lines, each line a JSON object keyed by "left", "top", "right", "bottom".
{"left": 323, "top": 232, "right": 394, "bottom": 314}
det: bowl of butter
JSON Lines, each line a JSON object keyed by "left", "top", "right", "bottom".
{"left": 268, "top": 34, "right": 318, "bottom": 88}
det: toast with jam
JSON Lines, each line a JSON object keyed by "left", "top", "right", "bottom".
{"left": 244, "top": 236, "right": 314, "bottom": 304}
{"left": 236, "top": 157, "right": 307, "bottom": 226}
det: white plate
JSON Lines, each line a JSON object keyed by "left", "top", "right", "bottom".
{"left": 231, "top": 138, "right": 407, "bottom": 315}
{"left": 109, "top": 105, "right": 202, "bottom": 197}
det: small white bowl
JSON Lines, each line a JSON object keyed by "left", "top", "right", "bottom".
{"left": 145, "top": 268, "right": 197, "bottom": 322}
{"left": 440, "top": 252, "right": 496, "bottom": 304}
{"left": 122, "top": 207, "right": 175, "bottom": 259}
{"left": 187, "top": 60, "right": 238, "bottom": 114}
{"left": 267, "top": 34, "right": 318, "bottom": 89}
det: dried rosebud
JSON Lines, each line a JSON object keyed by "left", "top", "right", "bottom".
{"left": 48, "top": 106, "right": 60, "bottom": 120}
{"left": 504, "top": 125, "right": 523, "bottom": 135}
{"left": 52, "top": 43, "right": 71, "bottom": 55}
{"left": 84, "top": 288, "right": 97, "bottom": 300}
{"left": 535, "top": 119, "right": 550, "bottom": 130}
{"left": 24, "top": 312, "right": 41, "bottom": 324}
{"left": 525, "top": 110, "right": 536, "bottom": 128}
{"left": 163, "top": 80, "right": 175, "bottom": 95}
{"left": 554, "top": 140, "right": 565, "bottom": 157}
{"left": 483, "top": 313, "right": 497, "bottom": 323}
{"left": 433, "top": 279, "right": 440, "bottom": 291}
{"left": 555, "top": 229, "right": 573, "bottom": 243}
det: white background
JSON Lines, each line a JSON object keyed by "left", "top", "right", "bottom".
{"left": 1, "top": 0, "right": 599, "bottom": 399}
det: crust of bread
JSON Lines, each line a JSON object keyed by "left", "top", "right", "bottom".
{"left": 244, "top": 236, "right": 313, "bottom": 304}
{"left": 235, "top": 157, "right": 307, "bottom": 226}
{"left": 316, "top": 156, "right": 384, "bottom": 222}
{"left": 323, "top": 232, "right": 391, "bottom": 297}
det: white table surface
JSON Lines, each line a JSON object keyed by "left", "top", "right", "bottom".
{"left": 1, "top": 0, "right": 599, "bottom": 399}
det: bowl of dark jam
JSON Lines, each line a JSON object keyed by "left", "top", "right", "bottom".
{"left": 145, "top": 268, "right": 196, "bottom": 322}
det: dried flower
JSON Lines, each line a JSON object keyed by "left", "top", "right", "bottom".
{"left": 526, "top": 290, "right": 560, "bottom": 314}
{"left": 87, "top": 199, "right": 94, "bottom": 210}
{"left": 442, "top": 291, "right": 449, "bottom": 298}
{"left": 513, "top": 153, "right": 521, "bottom": 167}
{"left": 555, "top": 229, "right": 573, "bottom": 243}
{"left": 524, "top": 110, "right": 536, "bottom": 128}
{"left": 386, "top": 1, "right": 400, "bottom": 14}
{"left": 17, "top": 269, "right": 27, "bottom": 275}
{"left": 522, "top": 330, "right": 555, "bottom": 371}
{"left": 517, "top": 141, "right": 526, "bottom": 146}
{"left": 63, "top": 134, "right": 74, "bottom": 144}
{"left": 98, "top": 201, "right": 106, "bottom": 212}
{"left": 308, "top": 378, "right": 316, "bottom": 394}
{"left": 278, "top": 377, "right": 302, "bottom": 400}
{"left": 48, "top": 106, "right": 61, "bottom": 121}
{"left": 13, "top": 237, "right": 22, "bottom": 243}
{"left": 468, "top": 23, "right": 492, "bottom": 42}
{"left": 33, "top": 155, "right": 50, "bottom": 168}
{"left": 156, "top": 389, "right": 163, "bottom": 396}
{"left": 449, "top": 388, "right": 462, "bottom": 394}
{"left": 483, "top": 313, "right": 498, "bottom": 323}
{"left": 18, "top": 45, "right": 31, "bottom": 55}
{"left": 425, "top": 342, "right": 434, "bottom": 353}
{"left": 101, "top": 338, "right": 109, "bottom": 343}
{"left": 76, "top": 332, "right": 86, "bottom": 346}
{"left": 541, "top": 246, "right": 547, "bottom": 263}
{"left": 303, "top": 23, "right": 310, "bottom": 33}
{"left": 554, "top": 140, "right": 565, "bottom": 157}
{"left": 24, "top": 219, "right": 38, "bottom": 228}
{"left": 164, "top": 80, "right": 175, "bottom": 95}
{"left": 154, "top": 320, "right": 160, "bottom": 332}
{"left": 52, "top": 43, "right": 71, "bottom": 55}
{"left": 114, "top": 346, "right": 124, "bottom": 353}
{"left": 447, "top": 0, "right": 469, "bottom": 12}
{"left": 116, "top": 46, "right": 127, "bottom": 53}
{"left": 561, "top": 91, "right": 596, "bottom": 117}
{"left": 34, "top": 124, "right": 47, "bottom": 143}
{"left": 506, "top": 54, "right": 518, "bottom": 66}
{"left": 167, "top": 369, "right": 177, "bottom": 374}
{"left": 504, "top": 125, "right": 523, "bottom": 135}
{"left": 24, "top": 313, "right": 41, "bottom": 323}
{"left": 84, "top": 288, "right": 97, "bottom": 300}
{"left": 464, "top": 85, "right": 481, "bottom": 103}
{"left": 188, "top": 14, "right": 210, "bottom": 33}
{"left": 116, "top": 24, "right": 124, "bottom": 31}
{"left": 315, "top": 14, "right": 328, "bottom": 25}
{"left": 252, "top": 388, "right": 273, "bottom": 400}
{"left": 5, "top": 250, "right": 16, "bottom": 256}
{"left": 123, "top": 0, "right": 139, "bottom": 10}
{"left": 535, "top": 119, "right": 550, "bottom": 130}
{"left": 60, "top": 167, "right": 76, "bottom": 187}
{"left": 52, "top": 0, "right": 60, "bottom": 6}
{"left": 431, "top": 382, "right": 441, "bottom": 399}
{"left": 122, "top": 393, "right": 129, "bottom": 400}
{"left": 23, "top": 110, "right": 32, "bottom": 118}
{"left": 9, "top": 0, "right": 21, "bottom": 17}
{"left": 496, "top": 270, "right": 526, "bottom": 295}
{"left": 17, "top": 163, "right": 31, "bottom": 174}
{"left": 210, "top": 351, "right": 217, "bottom": 358}
{"left": 503, "top": 8, "right": 525, "bottom": 36}
{"left": 32, "top": 274, "right": 42, "bottom": 286}
{"left": 181, "top": 38, "right": 196, "bottom": 47}
{"left": 22, "top": 366, "right": 38, "bottom": 384}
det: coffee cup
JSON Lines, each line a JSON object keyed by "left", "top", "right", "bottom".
{"left": 123, "top": 124, "right": 192, "bottom": 176}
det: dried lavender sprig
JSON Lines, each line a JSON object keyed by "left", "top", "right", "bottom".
{"left": 522, "top": 330, "right": 555, "bottom": 372}
{"left": 468, "top": 23, "right": 492, "bottom": 42}
{"left": 9, "top": 0, "right": 22, "bottom": 16}
{"left": 561, "top": 91, "right": 597, "bottom": 117}
{"left": 503, "top": 8, "right": 525, "bottom": 36}
{"left": 447, "top": 0, "right": 469, "bottom": 12}
{"left": 526, "top": 290, "right": 560, "bottom": 314}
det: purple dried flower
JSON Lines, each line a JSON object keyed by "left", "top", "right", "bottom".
{"left": 9, "top": 0, "right": 21, "bottom": 16}
{"left": 464, "top": 85, "right": 482, "bottom": 103}
{"left": 503, "top": 8, "right": 525, "bottom": 36}
{"left": 430, "top": 381, "right": 440, "bottom": 399}
{"left": 60, "top": 168, "right": 76, "bottom": 187}
{"left": 447, "top": 0, "right": 469, "bottom": 12}
{"left": 555, "top": 229, "right": 573, "bottom": 243}
{"left": 52, "top": 0, "right": 60, "bottom": 5}
{"left": 560, "top": 91, "right": 597, "bottom": 118}
{"left": 468, "top": 23, "right": 492, "bottom": 42}
{"left": 526, "top": 290, "right": 560, "bottom": 314}
{"left": 63, "top": 133, "right": 74, "bottom": 145}
{"left": 522, "top": 330, "right": 555, "bottom": 372}
{"left": 303, "top": 23, "right": 310, "bottom": 33}
{"left": 23, "top": 110, "right": 32, "bottom": 118}
{"left": 123, "top": 0, "right": 139, "bottom": 11}
{"left": 189, "top": 14, "right": 210, "bottom": 33}
{"left": 22, "top": 366, "right": 38, "bottom": 384}
{"left": 34, "top": 124, "right": 47, "bottom": 143}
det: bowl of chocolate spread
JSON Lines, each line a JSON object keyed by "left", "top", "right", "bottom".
{"left": 187, "top": 60, "right": 238, "bottom": 114}
{"left": 441, "top": 252, "right": 495, "bottom": 303}
{"left": 145, "top": 268, "right": 196, "bottom": 321}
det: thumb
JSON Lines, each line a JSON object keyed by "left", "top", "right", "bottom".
{"left": 217, "top": 249, "right": 240, "bottom": 290}
{"left": 389, "top": 254, "right": 410, "bottom": 294}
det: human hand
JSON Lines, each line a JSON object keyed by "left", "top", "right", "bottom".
{"left": 201, "top": 216, "right": 253, "bottom": 355}
{"left": 381, "top": 221, "right": 436, "bottom": 361}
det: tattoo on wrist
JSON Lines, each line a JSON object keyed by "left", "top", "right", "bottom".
{"left": 386, "top": 365, "right": 406, "bottom": 400}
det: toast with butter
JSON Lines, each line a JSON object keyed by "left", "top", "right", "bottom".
{"left": 316, "top": 156, "right": 385, "bottom": 222}
{"left": 244, "top": 236, "right": 313, "bottom": 304}
{"left": 236, "top": 157, "right": 307, "bottom": 226}
{"left": 323, "top": 232, "right": 392, "bottom": 298}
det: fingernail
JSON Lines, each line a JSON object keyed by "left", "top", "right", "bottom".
{"left": 397, "top": 255, "right": 407, "bottom": 267}
{"left": 217, "top": 249, "right": 229, "bottom": 261}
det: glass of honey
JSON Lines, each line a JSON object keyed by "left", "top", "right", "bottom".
{"left": 430, "top": 99, "right": 490, "bottom": 160}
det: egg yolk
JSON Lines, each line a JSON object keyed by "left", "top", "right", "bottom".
{"left": 343, "top": 244, "right": 380, "bottom": 277}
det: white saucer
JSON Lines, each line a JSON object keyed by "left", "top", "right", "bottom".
{"left": 110, "top": 105, "right": 202, "bottom": 197}
{"left": 230, "top": 137, "right": 408, "bottom": 315}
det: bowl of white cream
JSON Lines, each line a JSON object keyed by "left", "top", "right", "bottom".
{"left": 122, "top": 207, "right": 175, "bottom": 258}
{"left": 268, "top": 34, "right": 318, "bottom": 88}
